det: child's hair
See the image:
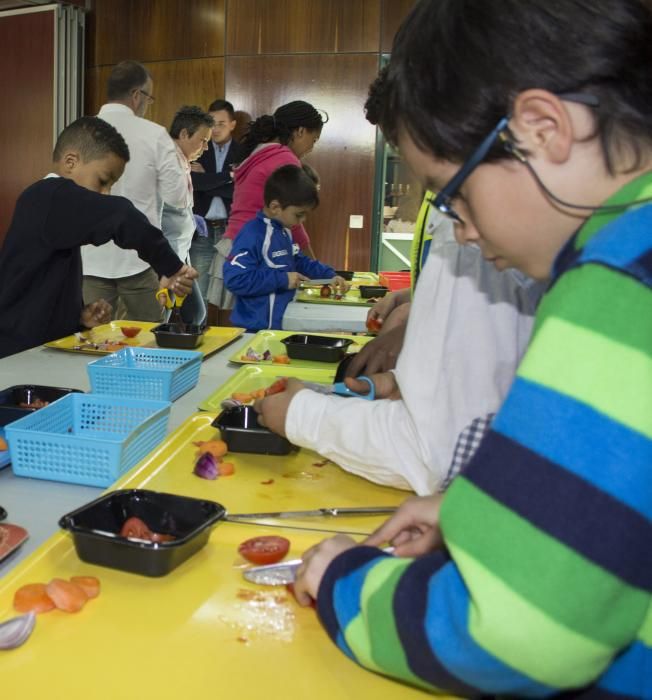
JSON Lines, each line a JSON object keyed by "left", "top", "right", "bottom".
{"left": 370, "top": 0, "right": 652, "bottom": 175}
{"left": 106, "top": 60, "right": 151, "bottom": 101}
{"left": 169, "top": 106, "right": 214, "bottom": 139}
{"left": 207, "top": 99, "right": 235, "bottom": 120}
{"left": 301, "top": 163, "right": 320, "bottom": 190}
{"left": 53, "top": 116, "right": 130, "bottom": 164}
{"left": 241, "top": 101, "right": 328, "bottom": 159}
{"left": 264, "top": 164, "right": 319, "bottom": 209}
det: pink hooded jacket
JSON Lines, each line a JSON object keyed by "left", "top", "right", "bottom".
{"left": 225, "top": 143, "right": 310, "bottom": 249}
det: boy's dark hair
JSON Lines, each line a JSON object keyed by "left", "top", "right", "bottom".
{"left": 106, "top": 60, "right": 151, "bottom": 101}
{"left": 208, "top": 99, "right": 235, "bottom": 120}
{"left": 169, "top": 106, "right": 214, "bottom": 139}
{"left": 53, "top": 116, "right": 130, "bottom": 163}
{"left": 301, "top": 162, "right": 320, "bottom": 188}
{"left": 241, "top": 100, "right": 328, "bottom": 159}
{"left": 371, "top": 0, "right": 652, "bottom": 175}
{"left": 264, "top": 164, "right": 320, "bottom": 209}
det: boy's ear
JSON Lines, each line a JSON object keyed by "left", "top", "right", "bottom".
{"left": 267, "top": 199, "right": 282, "bottom": 214}
{"left": 59, "top": 150, "right": 82, "bottom": 174}
{"left": 510, "top": 89, "right": 574, "bottom": 165}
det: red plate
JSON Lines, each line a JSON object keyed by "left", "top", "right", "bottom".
{"left": 0, "top": 523, "right": 29, "bottom": 561}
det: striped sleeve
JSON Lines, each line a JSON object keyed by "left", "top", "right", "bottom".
{"left": 316, "top": 255, "right": 652, "bottom": 697}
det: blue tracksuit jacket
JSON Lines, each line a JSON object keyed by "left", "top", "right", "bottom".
{"left": 223, "top": 211, "right": 335, "bottom": 331}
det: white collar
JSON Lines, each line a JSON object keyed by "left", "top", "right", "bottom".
{"left": 44, "top": 172, "right": 60, "bottom": 179}
{"left": 98, "top": 103, "right": 135, "bottom": 116}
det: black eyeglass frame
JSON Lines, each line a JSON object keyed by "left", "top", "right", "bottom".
{"left": 431, "top": 92, "right": 600, "bottom": 223}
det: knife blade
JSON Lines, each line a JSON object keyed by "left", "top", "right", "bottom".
{"left": 228, "top": 506, "right": 397, "bottom": 521}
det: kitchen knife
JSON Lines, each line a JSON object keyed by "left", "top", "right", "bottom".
{"left": 228, "top": 506, "right": 397, "bottom": 521}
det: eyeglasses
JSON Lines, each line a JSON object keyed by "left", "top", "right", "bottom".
{"left": 137, "top": 88, "right": 155, "bottom": 103}
{"left": 431, "top": 92, "right": 600, "bottom": 224}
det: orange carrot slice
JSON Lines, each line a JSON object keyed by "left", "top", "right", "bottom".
{"left": 218, "top": 462, "right": 235, "bottom": 476}
{"left": 70, "top": 576, "right": 101, "bottom": 599}
{"left": 46, "top": 578, "right": 88, "bottom": 613}
{"left": 0, "top": 437, "right": 8, "bottom": 451}
{"left": 13, "top": 583, "right": 55, "bottom": 614}
{"left": 193, "top": 440, "right": 228, "bottom": 458}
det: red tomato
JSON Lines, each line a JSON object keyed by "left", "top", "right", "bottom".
{"left": 265, "top": 378, "right": 288, "bottom": 396}
{"left": 366, "top": 317, "right": 383, "bottom": 333}
{"left": 119, "top": 516, "right": 152, "bottom": 540}
{"left": 0, "top": 523, "right": 28, "bottom": 560}
{"left": 120, "top": 326, "right": 142, "bottom": 338}
{"left": 320, "top": 285, "right": 332, "bottom": 298}
{"left": 238, "top": 535, "right": 290, "bottom": 565}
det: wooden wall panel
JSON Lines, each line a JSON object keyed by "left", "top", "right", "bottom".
{"left": 87, "top": 58, "right": 225, "bottom": 130}
{"left": 0, "top": 9, "right": 55, "bottom": 243}
{"left": 381, "top": 0, "right": 415, "bottom": 52}
{"left": 226, "top": 0, "right": 380, "bottom": 55}
{"left": 226, "top": 54, "right": 379, "bottom": 271}
{"left": 87, "top": 0, "right": 225, "bottom": 67}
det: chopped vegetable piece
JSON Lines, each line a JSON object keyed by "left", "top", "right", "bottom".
{"left": 120, "top": 326, "right": 142, "bottom": 338}
{"left": 13, "top": 583, "right": 55, "bottom": 614}
{"left": 272, "top": 355, "right": 290, "bottom": 364}
{"left": 70, "top": 576, "right": 101, "bottom": 599}
{"left": 0, "top": 523, "right": 29, "bottom": 560}
{"left": 238, "top": 536, "right": 290, "bottom": 565}
{"left": 366, "top": 317, "right": 383, "bottom": 333}
{"left": 218, "top": 462, "right": 235, "bottom": 476}
{"left": 320, "top": 284, "right": 332, "bottom": 298}
{"left": 0, "top": 437, "right": 7, "bottom": 451}
{"left": 264, "top": 378, "right": 288, "bottom": 396}
{"left": 194, "top": 452, "right": 219, "bottom": 480}
{"left": 0, "top": 611, "right": 36, "bottom": 649}
{"left": 120, "top": 516, "right": 153, "bottom": 540}
{"left": 260, "top": 479, "right": 275, "bottom": 485}
{"left": 193, "top": 440, "right": 228, "bottom": 458}
{"left": 231, "top": 392, "right": 254, "bottom": 404}
{"left": 46, "top": 579, "right": 87, "bottom": 613}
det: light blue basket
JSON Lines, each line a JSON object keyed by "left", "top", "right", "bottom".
{"left": 5, "top": 393, "right": 171, "bottom": 487}
{"left": 87, "top": 347, "right": 202, "bottom": 402}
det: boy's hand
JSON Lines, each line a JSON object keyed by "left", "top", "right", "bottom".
{"left": 293, "top": 535, "right": 358, "bottom": 606}
{"left": 160, "top": 264, "right": 198, "bottom": 298}
{"left": 287, "top": 271, "right": 309, "bottom": 289}
{"left": 332, "top": 275, "right": 350, "bottom": 293}
{"left": 343, "top": 372, "right": 401, "bottom": 400}
{"left": 363, "top": 494, "right": 444, "bottom": 557}
{"left": 254, "top": 377, "right": 307, "bottom": 436}
{"left": 80, "top": 299, "right": 112, "bottom": 328}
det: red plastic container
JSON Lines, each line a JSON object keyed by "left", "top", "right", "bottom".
{"left": 379, "top": 271, "right": 411, "bottom": 291}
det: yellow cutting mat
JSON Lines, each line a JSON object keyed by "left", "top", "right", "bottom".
{"left": 229, "top": 330, "right": 373, "bottom": 368}
{"left": 198, "top": 364, "right": 336, "bottom": 411}
{"left": 44, "top": 321, "right": 245, "bottom": 359}
{"left": 295, "top": 286, "right": 376, "bottom": 306}
{"left": 0, "top": 413, "right": 452, "bottom": 700}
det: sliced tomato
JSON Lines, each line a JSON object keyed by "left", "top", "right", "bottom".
{"left": 265, "top": 378, "right": 288, "bottom": 396}
{"left": 120, "top": 326, "right": 142, "bottom": 338}
{"left": 0, "top": 523, "right": 29, "bottom": 561}
{"left": 366, "top": 317, "right": 383, "bottom": 333}
{"left": 119, "top": 516, "right": 152, "bottom": 540}
{"left": 238, "top": 535, "right": 290, "bottom": 565}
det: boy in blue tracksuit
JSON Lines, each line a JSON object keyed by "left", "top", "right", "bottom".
{"left": 224, "top": 164, "right": 347, "bottom": 331}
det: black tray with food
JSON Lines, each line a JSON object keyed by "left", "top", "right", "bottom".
{"left": 334, "top": 270, "right": 354, "bottom": 281}
{"left": 358, "top": 285, "right": 389, "bottom": 299}
{"left": 0, "top": 385, "right": 82, "bottom": 427}
{"left": 213, "top": 405, "right": 295, "bottom": 455}
{"left": 151, "top": 323, "right": 205, "bottom": 349}
{"left": 280, "top": 334, "right": 354, "bottom": 363}
{"left": 59, "top": 489, "right": 225, "bottom": 577}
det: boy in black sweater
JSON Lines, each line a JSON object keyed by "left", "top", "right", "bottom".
{"left": 0, "top": 116, "right": 196, "bottom": 358}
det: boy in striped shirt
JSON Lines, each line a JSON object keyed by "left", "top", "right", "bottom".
{"left": 292, "top": 1, "right": 652, "bottom": 697}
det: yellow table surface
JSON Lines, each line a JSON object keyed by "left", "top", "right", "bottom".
{"left": 44, "top": 321, "right": 245, "bottom": 359}
{"left": 0, "top": 413, "right": 453, "bottom": 699}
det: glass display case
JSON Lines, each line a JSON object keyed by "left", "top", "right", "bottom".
{"left": 370, "top": 108, "right": 424, "bottom": 273}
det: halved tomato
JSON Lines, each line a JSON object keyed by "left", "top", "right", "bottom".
{"left": 119, "top": 516, "right": 152, "bottom": 540}
{"left": 120, "top": 326, "right": 142, "bottom": 338}
{"left": 366, "top": 317, "right": 383, "bottom": 333}
{"left": 0, "top": 523, "right": 28, "bottom": 561}
{"left": 238, "top": 535, "right": 290, "bottom": 565}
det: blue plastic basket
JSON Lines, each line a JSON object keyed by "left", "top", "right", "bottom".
{"left": 5, "top": 393, "right": 171, "bottom": 487}
{"left": 87, "top": 347, "right": 202, "bottom": 402}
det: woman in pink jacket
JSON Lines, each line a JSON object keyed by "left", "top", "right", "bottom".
{"left": 209, "top": 100, "right": 326, "bottom": 314}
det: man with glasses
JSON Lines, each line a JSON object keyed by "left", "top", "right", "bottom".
{"left": 82, "top": 60, "right": 189, "bottom": 321}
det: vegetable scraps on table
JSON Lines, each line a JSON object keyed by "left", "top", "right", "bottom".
{"left": 193, "top": 439, "right": 234, "bottom": 480}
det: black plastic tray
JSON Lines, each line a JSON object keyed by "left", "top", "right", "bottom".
{"left": 334, "top": 270, "right": 354, "bottom": 281}
{"left": 359, "top": 285, "right": 389, "bottom": 299}
{"left": 0, "top": 385, "right": 82, "bottom": 427}
{"left": 151, "top": 323, "right": 205, "bottom": 349}
{"left": 213, "top": 406, "right": 295, "bottom": 455}
{"left": 280, "top": 334, "right": 353, "bottom": 363}
{"left": 58, "top": 489, "right": 225, "bottom": 577}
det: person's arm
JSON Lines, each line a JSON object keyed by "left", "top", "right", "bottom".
{"left": 156, "top": 131, "right": 191, "bottom": 209}
{"left": 47, "top": 181, "right": 182, "bottom": 279}
{"left": 190, "top": 169, "right": 233, "bottom": 196}
{"left": 223, "top": 228, "right": 289, "bottom": 297}
{"left": 307, "top": 261, "right": 652, "bottom": 695}
{"left": 294, "top": 253, "right": 334, "bottom": 280}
